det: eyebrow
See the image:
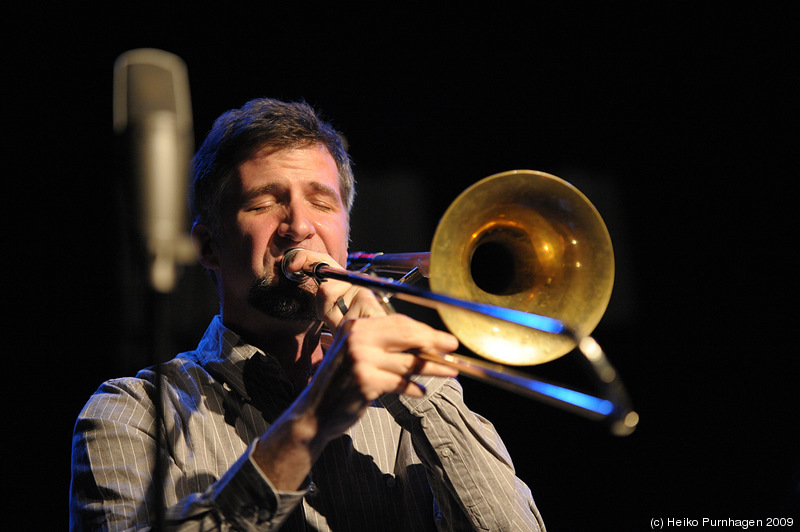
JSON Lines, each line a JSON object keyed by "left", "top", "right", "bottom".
{"left": 242, "top": 183, "right": 278, "bottom": 202}
{"left": 306, "top": 181, "right": 342, "bottom": 202}
{"left": 242, "top": 181, "right": 342, "bottom": 204}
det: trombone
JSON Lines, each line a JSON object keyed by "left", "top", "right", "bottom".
{"left": 285, "top": 170, "right": 638, "bottom": 436}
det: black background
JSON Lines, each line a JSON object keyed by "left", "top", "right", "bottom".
{"left": 10, "top": 5, "right": 798, "bottom": 530}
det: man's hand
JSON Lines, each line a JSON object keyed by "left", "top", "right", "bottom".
{"left": 254, "top": 250, "right": 459, "bottom": 491}
{"left": 281, "top": 248, "right": 389, "bottom": 328}
{"left": 301, "top": 314, "right": 459, "bottom": 440}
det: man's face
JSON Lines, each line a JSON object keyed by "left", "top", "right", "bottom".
{"left": 211, "top": 143, "right": 349, "bottom": 322}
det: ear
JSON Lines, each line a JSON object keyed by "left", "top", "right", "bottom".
{"left": 191, "top": 223, "right": 221, "bottom": 272}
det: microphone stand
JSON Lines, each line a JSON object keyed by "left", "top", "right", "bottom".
{"left": 114, "top": 48, "right": 195, "bottom": 530}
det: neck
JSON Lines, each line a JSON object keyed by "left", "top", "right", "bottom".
{"left": 223, "top": 310, "right": 325, "bottom": 391}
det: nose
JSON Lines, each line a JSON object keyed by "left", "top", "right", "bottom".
{"left": 277, "top": 200, "right": 316, "bottom": 242}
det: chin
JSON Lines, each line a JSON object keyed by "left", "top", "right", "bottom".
{"left": 246, "top": 276, "right": 317, "bottom": 322}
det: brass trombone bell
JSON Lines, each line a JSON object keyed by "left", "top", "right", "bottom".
{"left": 430, "top": 170, "right": 615, "bottom": 366}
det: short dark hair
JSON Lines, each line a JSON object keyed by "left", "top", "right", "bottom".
{"left": 190, "top": 98, "right": 355, "bottom": 235}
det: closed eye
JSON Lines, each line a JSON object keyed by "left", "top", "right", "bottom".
{"left": 241, "top": 182, "right": 342, "bottom": 214}
{"left": 245, "top": 199, "right": 277, "bottom": 213}
{"left": 306, "top": 182, "right": 342, "bottom": 213}
{"left": 308, "top": 196, "right": 336, "bottom": 212}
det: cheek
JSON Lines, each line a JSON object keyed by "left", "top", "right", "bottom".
{"left": 223, "top": 218, "right": 274, "bottom": 272}
{"left": 317, "top": 217, "right": 349, "bottom": 263}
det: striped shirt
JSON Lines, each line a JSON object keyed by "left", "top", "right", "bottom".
{"left": 70, "top": 315, "right": 545, "bottom": 530}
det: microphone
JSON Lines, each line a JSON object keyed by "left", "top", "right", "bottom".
{"left": 281, "top": 248, "right": 308, "bottom": 282}
{"left": 113, "top": 49, "right": 195, "bottom": 293}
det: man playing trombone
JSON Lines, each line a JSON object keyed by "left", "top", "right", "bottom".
{"left": 70, "top": 97, "right": 546, "bottom": 531}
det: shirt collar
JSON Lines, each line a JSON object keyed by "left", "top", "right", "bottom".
{"left": 189, "top": 315, "right": 335, "bottom": 401}
{"left": 193, "top": 315, "right": 261, "bottom": 401}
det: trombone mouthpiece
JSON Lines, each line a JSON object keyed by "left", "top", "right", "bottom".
{"left": 282, "top": 248, "right": 307, "bottom": 282}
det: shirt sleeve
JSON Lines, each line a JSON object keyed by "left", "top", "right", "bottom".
{"left": 69, "top": 377, "right": 305, "bottom": 531}
{"left": 380, "top": 377, "right": 546, "bottom": 532}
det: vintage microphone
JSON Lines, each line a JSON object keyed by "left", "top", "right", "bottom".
{"left": 113, "top": 48, "right": 195, "bottom": 529}
{"left": 113, "top": 48, "right": 195, "bottom": 294}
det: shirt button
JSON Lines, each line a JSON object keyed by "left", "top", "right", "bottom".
{"left": 385, "top": 476, "right": 396, "bottom": 488}
{"left": 440, "top": 447, "right": 452, "bottom": 458}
